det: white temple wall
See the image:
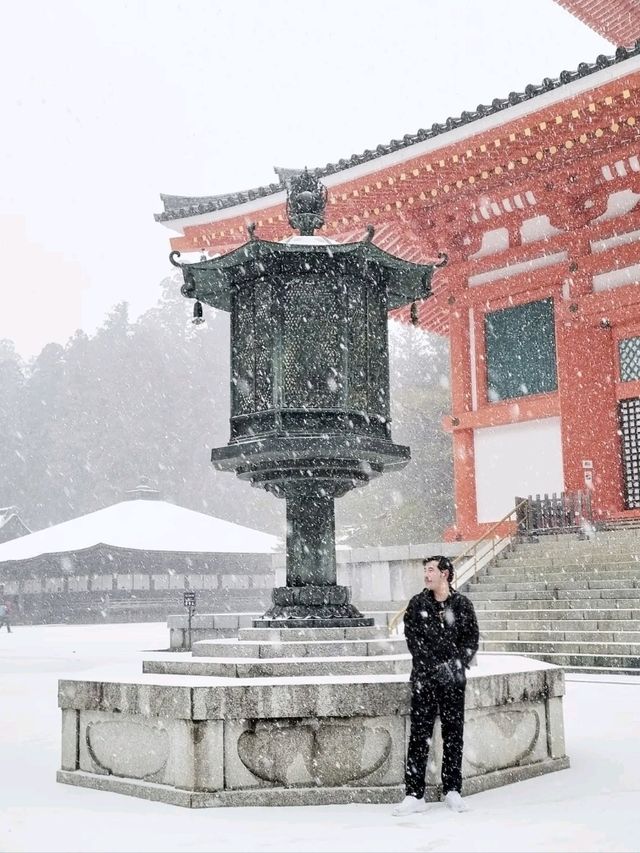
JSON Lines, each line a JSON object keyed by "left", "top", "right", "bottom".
{"left": 474, "top": 417, "right": 564, "bottom": 523}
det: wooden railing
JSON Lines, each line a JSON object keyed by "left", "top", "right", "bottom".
{"left": 388, "top": 499, "right": 527, "bottom": 634}
{"left": 515, "top": 490, "right": 593, "bottom": 537}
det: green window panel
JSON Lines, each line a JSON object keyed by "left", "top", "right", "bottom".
{"left": 619, "top": 336, "right": 640, "bottom": 382}
{"left": 619, "top": 397, "right": 640, "bottom": 509}
{"left": 485, "top": 297, "right": 557, "bottom": 402}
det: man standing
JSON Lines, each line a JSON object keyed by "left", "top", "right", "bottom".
{"left": 393, "top": 555, "right": 479, "bottom": 816}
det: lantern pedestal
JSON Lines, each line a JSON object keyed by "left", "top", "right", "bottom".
{"left": 259, "top": 585, "right": 373, "bottom": 628}
{"left": 211, "top": 435, "right": 411, "bottom": 626}
{"left": 260, "top": 483, "right": 373, "bottom": 627}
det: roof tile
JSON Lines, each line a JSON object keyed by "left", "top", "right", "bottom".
{"left": 155, "top": 42, "right": 640, "bottom": 223}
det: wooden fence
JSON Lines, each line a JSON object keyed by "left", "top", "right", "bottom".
{"left": 515, "top": 490, "right": 593, "bottom": 537}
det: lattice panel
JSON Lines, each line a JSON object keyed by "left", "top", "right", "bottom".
{"left": 367, "top": 285, "right": 389, "bottom": 417}
{"left": 282, "top": 277, "right": 343, "bottom": 408}
{"left": 231, "top": 287, "right": 255, "bottom": 415}
{"left": 253, "top": 284, "right": 273, "bottom": 412}
{"left": 619, "top": 397, "right": 640, "bottom": 509}
{"left": 619, "top": 337, "right": 640, "bottom": 382}
{"left": 346, "top": 280, "right": 368, "bottom": 411}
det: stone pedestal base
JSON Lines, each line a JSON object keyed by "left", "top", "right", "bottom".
{"left": 57, "top": 656, "right": 569, "bottom": 808}
{"left": 258, "top": 584, "right": 374, "bottom": 628}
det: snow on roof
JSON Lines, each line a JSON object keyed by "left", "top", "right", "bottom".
{"left": 0, "top": 499, "right": 281, "bottom": 563}
{"left": 0, "top": 506, "right": 19, "bottom": 528}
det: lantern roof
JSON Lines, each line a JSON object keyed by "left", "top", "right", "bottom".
{"left": 171, "top": 235, "right": 445, "bottom": 312}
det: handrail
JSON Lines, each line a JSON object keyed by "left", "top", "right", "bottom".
{"left": 388, "top": 498, "right": 528, "bottom": 634}
{"left": 450, "top": 498, "right": 528, "bottom": 569}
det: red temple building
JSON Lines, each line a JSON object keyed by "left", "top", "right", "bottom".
{"left": 156, "top": 5, "right": 640, "bottom": 540}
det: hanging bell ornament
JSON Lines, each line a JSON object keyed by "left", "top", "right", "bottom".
{"left": 192, "top": 300, "right": 205, "bottom": 325}
{"left": 410, "top": 301, "right": 419, "bottom": 326}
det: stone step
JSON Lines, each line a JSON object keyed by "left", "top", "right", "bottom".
{"left": 565, "top": 665, "right": 640, "bottom": 676}
{"left": 477, "top": 618, "right": 640, "bottom": 631}
{"left": 476, "top": 602, "right": 640, "bottom": 621}
{"left": 496, "top": 547, "right": 638, "bottom": 556}
{"left": 496, "top": 556, "right": 640, "bottom": 569}
{"left": 480, "top": 639, "right": 640, "bottom": 656}
{"left": 480, "top": 629, "right": 640, "bottom": 642}
{"left": 515, "top": 531, "right": 640, "bottom": 546}
{"left": 143, "top": 654, "right": 412, "bottom": 678}
{"left": 192, "top": 637, "right": 406, "bottom": 659}
{"left": 513, "top": 542, "right": 635, "bottom": 551}
{"left": 483, "top": 568, "right": 640, "bottom": 581}
{"left": 465, "top": 593, "right": 640, "bottom": 608}
{"left": 237, "top": 626, "right": 389, "bottom": 642}
{"left": 481, "top": 649, "right": 640, "bottom": 671}
{"left": 505, "top": 538, "right": 640, "bottom": 550}
{"left": 516, "top": 534, "right": 640, "bottom": 547}
{"left": 500, "top": 541, "right": 640, "bottom": 552}
{"left": 467, "top": 589, "right": 640, "bottom": 602}
{"left": 504, "top": 540, "right": 640, "bottom": 549}
{"left": 474, "top": 533, "right": 640, "bottom": 679}
{"left": 468, "top": 579, "right": 640, "bottom": 592}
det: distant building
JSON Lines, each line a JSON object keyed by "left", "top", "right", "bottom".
{"left": 0, "top": 507, "right": 31, "bottom": 545}
{"left": 0, "top": 486, "right": 280, "bottom": 624}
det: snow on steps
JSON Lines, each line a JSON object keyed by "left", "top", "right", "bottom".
{"left": 464, "top": 529, "right": 640, "bottom": 675}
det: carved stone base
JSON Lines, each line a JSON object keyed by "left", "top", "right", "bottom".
{"left": 57, "top": 658, "right": 570, "bottom": 808}
{"left": 257, "top": 584, "right": 375, "bottom": 628}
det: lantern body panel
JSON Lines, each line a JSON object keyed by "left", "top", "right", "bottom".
{"left": 175, "top": 236, "right": 440, "bottom": 625}
{"left": 228, "top": 260, "right": 391, "bottom": 446}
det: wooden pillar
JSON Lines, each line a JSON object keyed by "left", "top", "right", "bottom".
{"left": 555, "top": 307, "right": 623, "bottom": 519}
{"left": 446, "top": 306, "right": 478, "bottom": 539}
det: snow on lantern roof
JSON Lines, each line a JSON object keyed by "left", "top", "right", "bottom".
{"left": 0, "top": 499, "right": 281, "bottom": 564}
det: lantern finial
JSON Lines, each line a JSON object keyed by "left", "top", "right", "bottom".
{"left": 286, "top": 169, "right": 327, "bottom": 236}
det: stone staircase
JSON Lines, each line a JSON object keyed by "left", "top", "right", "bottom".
{"left": 145, "top": 625, "right": 411, "bottom": 677}
{"left": 464, "top": 529, "right": 640, "bottom": 674}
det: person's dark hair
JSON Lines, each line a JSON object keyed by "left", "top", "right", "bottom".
{"left": 423, "top": 555, "right": 454, "bottom": 585}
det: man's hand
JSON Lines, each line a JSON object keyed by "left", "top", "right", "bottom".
{"left": 432, "top": 658, "right": 463, "bottom": 686}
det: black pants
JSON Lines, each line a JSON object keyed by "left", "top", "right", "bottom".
{"left": 405, "top": 676, "right": 466, "bottom": 799}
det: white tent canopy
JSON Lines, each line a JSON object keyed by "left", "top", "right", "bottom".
{"left": 0, "top": 500, "right": 280, "bottom": 563}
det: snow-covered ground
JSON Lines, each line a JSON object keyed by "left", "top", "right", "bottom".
{"left": 0, "top": 622, "right": 638, "bottom": 853}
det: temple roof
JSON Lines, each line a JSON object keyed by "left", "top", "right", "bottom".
{"left": 155, "top": 42, "right": 640, "bottom": 225}
{"left": 554, "top": 0, "right": 640, "bottom": 48}
{"left": 0, "top": 507, "right": 30, "bottom": 539}
{"left": 0, "top": 499, "right": 280, "bottom": 563}
{"left": 0, "top": 507, "right": 20, "bottom": 528}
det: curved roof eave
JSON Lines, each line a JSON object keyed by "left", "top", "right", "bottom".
{"left": 156, "top": 44, "right": 640, "bottom": 232}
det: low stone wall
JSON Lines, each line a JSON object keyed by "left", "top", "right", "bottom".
{"left": 57, "top": 657, "right": 568, "bottom": 807}
{"left": 273, "top": 541, "right": 470, "bottom": 602}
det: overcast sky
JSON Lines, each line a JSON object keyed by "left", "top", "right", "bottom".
{"left": 0, "top": 0, "right": 609, "bottom": 358}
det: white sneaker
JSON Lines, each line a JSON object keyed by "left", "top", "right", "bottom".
{"left": 444, "top": 790, "right": 468, "bottom": 812}
{"left": 392, "top": 795, "right": 428, "bottom": 816}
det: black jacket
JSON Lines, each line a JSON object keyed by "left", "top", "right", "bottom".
{"left": 404, "top": 589, "right": 479, "bottom": 683}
